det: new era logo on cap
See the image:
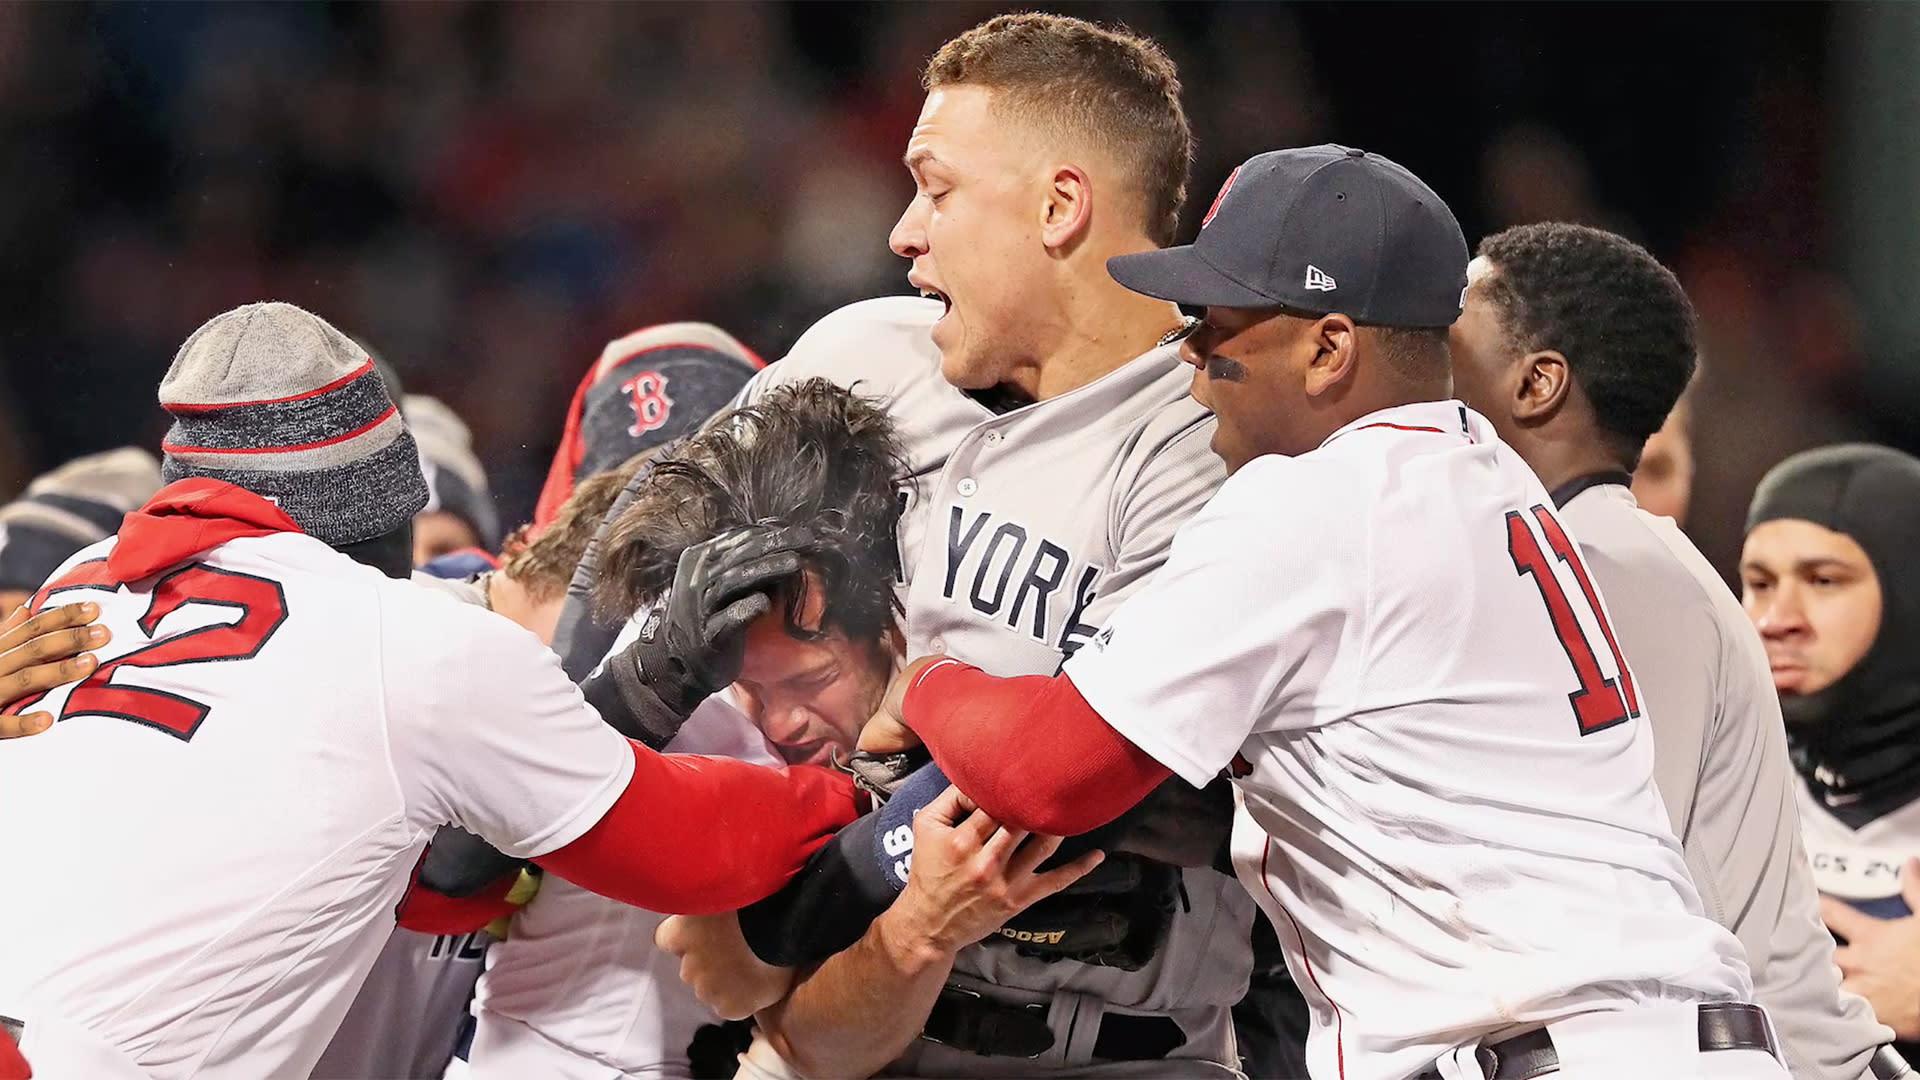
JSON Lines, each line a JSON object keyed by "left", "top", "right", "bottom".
{"left": 1305, "top": 265, "right": 1337, "bottom": 292}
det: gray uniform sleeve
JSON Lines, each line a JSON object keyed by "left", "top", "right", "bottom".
{"left": 1572, "top": 498, "right": 1890, "bottom": 1080}
{"left": 1699, "top": 618, "right": 1890, "bottom": 1080}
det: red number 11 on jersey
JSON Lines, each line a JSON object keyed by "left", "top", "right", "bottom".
{"left": 1507, "top": 504, "right": 1641, "bottom": 735}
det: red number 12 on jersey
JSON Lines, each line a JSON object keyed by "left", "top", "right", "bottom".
{"left": 2, "top": 559, "right": 288, "bottom": 740}
{"left": 1507, "top": 504, "right": 1641, "bottom": 735}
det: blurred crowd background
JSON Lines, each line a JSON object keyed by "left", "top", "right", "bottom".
{"left": 0, "top": 1, "right": 1915, "bottom": 580}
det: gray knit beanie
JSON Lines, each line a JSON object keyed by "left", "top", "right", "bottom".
{"left": 159, "top": 302, "right": 429, "bottom": 547}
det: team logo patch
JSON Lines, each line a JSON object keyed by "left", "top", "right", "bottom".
{"left": 622, "top": 371, "right": 674, "bottom": 437}
{"left": 1201, "top": 166, "right": 1242, "bottom": 229}
{"left": 1304, "top": 265, "right": 1337, "bottom": 292}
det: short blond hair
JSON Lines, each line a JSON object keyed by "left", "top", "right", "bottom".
{"left": 925, "top": 13, "right": 1192, "bottom": 246}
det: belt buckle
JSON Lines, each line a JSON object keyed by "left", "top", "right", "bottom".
{"left": 921, "top": 986, "right": 983, "bottom": 1049}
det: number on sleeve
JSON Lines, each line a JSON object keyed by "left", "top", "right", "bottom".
{"left": 1, "top": 561, "right": 287, "bottom": 740}
{"left": 1506, "top": 505, "right": 1640, "bottom": 735}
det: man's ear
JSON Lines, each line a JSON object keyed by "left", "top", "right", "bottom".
{"left": 880, "top": 619, "right": 908, "bottom": 664}
{"left": 1039, "top": 164, "right": 1094, "bottom": 252}
{"left": 1303, "top": 314, "right": 1358, "bottom": 399}
{"left": 1513, "top": 350, "right": 1572, "bottom": 422}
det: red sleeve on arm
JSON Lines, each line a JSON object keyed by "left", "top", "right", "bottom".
{"left": 903, "top": 660, "right": 1172, "bottom": 836}
{"left": 0, "top": 1023, "right": 30, "bottom": 1080}
{"left": 535, "top": 740, "right": 864, "bottom": 916}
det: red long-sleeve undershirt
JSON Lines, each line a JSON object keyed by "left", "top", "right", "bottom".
{"left": 0, "top": 1024, "right": 28, "bottom": 1080}
{"left": 535, "top": 741, "right": 864, "bottom": 916}
{"left": 901, "top": 660, "right": 1171, "bottom": 836}
{"left": 396, "top": 863, "right": 519, "bottom": 935}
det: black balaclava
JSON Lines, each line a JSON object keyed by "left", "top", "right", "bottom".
{"left": 1747, "top": 443, "right": 1920, "bottom": 824}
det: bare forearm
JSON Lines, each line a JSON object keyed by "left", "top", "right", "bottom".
{"left": 758, "top": 907, "right": 952, "bottom": 1078}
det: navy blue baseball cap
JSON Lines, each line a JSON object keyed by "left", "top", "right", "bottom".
{"left": 1109, "top": 145, "right": 1469, "bottom": 329}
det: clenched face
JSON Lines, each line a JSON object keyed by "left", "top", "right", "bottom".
{"left": 732, "top": 578, "right": 895, "bottom": 767}
{"left": 891, "top": 86, "right": 1054, "bottom": 390}
{"left": 1741, "top": 518, "right": 1884, "bottom": 696}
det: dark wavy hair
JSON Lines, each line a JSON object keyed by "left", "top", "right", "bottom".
{"left": 592, "top": 378, "right": 907, "bottom": 644}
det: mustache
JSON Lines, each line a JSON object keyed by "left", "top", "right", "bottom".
{"left": 1204, "top": 354, "right": 1249, "bottom": 382}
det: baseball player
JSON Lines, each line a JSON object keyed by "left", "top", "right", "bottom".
{"left": 467, "top": 380, "right": 920, "bottom": 1080}
{"left": 313, "top": 323, "right": 761, "bottom": 1080}
{"left": 860, "top": 146, "right": 1786, "bottom": 1080}
{"left": 653, "top": 14, "right": 1260, "bottom": 1079}
{"left": 311, "top": 452, "right": 652, "bottom": 1080}
{"left": 1447, "top": 223, "right": 1904, "bottom": 1080}
{"left": 1743, "top": 445, "right": 1920, "bottom": 1064}
{"left": 0, "top": 302, "right": 863, "bottom": 1080}
{"left": 403, "top": 394, "right": 502, "bottom": 565}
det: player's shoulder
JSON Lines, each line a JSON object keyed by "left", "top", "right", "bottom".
{"left": 373, "top": 568, "right": 542, "bottom": 663}
{"left": 763, "top": 296, "right": 943, "bottom": 391}
{"left": 1106, "top": 349, "right": 1221, "bottom": 488}
{"left": 1562, "top": 487, "right": 1730, "bottom": 624}
{"left": 1193, "top": 452, "right": 1341, "bottom": 534}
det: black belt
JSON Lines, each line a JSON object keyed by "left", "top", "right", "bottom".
{"left": 921, "top": 986, "right": 1186, "bottom": 1061}
{"left": 0, "top": 1015, "right": 20, "bottom": 1045}
{"left": 1416, "top": 1002, "right": 1777, "bottom": 1080}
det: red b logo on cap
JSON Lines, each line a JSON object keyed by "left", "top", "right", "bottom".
{"left": 1201, "top": 166, "right": 1242, "bottom": 230}
{"left": 623, "top": 371, "right": 674, "bottom": 437}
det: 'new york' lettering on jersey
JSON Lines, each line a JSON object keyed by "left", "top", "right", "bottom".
{"left": 731, "top": 297, "right": 1259, "bottom": 1033}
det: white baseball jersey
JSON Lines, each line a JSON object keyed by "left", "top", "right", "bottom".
{"left": 313, "top": 572, "right": 495, "bottom": 1080}
{"left": 1065, "top": 401, "right": 1753, "bottom": 1080}
{"left": 469, "top": 685, "right": 781, "bottom": 1080}
{"left": 1559, "top": 482, "right": 1889, "bottom": 1080}
{"left": 736, "top": 298, "right": 1257, "bottom": 1070}
{"left": 0, "top": 531, "right": 635, "bottom": 1080}
{"left": 1800, "top": 790, "right": 1920, "bottom": 922}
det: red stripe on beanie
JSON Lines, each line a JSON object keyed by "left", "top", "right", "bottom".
{"left": 163, "top": 405, "right": 397, "bottom": 457}
{"left": 163, "top": 359, "right": 376, "bottom": 413}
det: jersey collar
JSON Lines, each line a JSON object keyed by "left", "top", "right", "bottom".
{"left": 1318, "top": 400, "right": 1481, "bottom": 450}
{"left": 1549, "top": 471, "right": 1635, "bottom": 509}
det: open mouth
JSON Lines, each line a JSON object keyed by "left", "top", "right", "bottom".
{"left": 912, "top": 277, "right": 953, "bottom": 316}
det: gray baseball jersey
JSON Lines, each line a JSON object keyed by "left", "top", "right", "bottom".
{"left": 737, "top": 297, "right": 1256, "bottom": 1075}
{"left": 309, "top": 929, "right": 487, "bottom": 1080}
{"left": 1559, "top": 482, "right": 1890, "bottom": 1080}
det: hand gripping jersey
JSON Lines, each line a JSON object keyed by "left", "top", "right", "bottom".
{"left": 736, "top": 298, "right": 1258, "bottom": 1070}
{"left": 1064, "top": 401, "right": 1754, "bottom": 1080}
{"left": 0, "top": 532, "right": 636, "bottom": 1080}
{"left": 1558, "top": 482, "right": 1890, "bottom": 1080}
